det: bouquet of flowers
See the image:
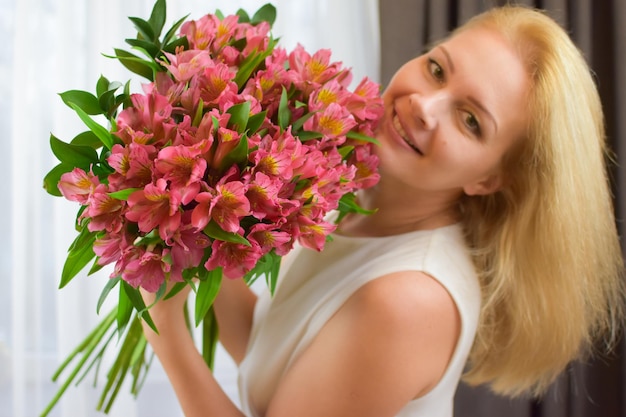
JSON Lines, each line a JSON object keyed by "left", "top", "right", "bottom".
{"left": 41, "top": 0, "right": 382, "bottom": 414}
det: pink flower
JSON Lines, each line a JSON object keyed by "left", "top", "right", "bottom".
{"left": 292, "top": 216, "right": 336, "bottom": 251}
{"left": 161, "top": 49, "right": 214, "bottom": 83}
{"left": 169, "top": 220, "right": 211, "bottom": 281}
{"left": 347, "top": 77, "right": 384, "bottom": 121}
{"left": 94, "top": 229, "right": 133, "bottom": 267}
{"left": 245, "top": 172, "right": 300, "bottom": 220}
{"left": 308, "top": 79, "right": 351, "bottom": 112}
{"left": 58, "top": 168, "right": 100, "bottom": 204}
{"left": 107, "top": 143, "right": 156, "bottom": 191}
{"left": 191, "top": 178, "right": 250, "bottom": 233}
{"left": 185, "top": 62, "right": 238, "bottom": 107}
{"left": 121, "top": 247, "right": 171, "bottom": 292}
{"left": 304, "top": 102, "right": 356, "bottom": 141}
{"left": 125, "top": 178, "right": 182, "bottom": 241}
{"left": 204, "top": 239, "right": 263, "bottom": 279}
{"left": 155, "top": 141, "right": 211, "bottom": 204}
{"left": 349, "top": 145, "right": 380, "bottom": 189}
{"left": 247, "top": 222, "right": 293, "bottom": 256}
{"left": 116, "top": 91, "right": 177, "bottom": 147}
{"left": 85, "top": 184, "right": 125, "bottom": 233}
{"left": 211, "top": 127, "right": 243, "bottom": 171}
{"left": 289, "top": 45, "right": 339, "bottom": 90}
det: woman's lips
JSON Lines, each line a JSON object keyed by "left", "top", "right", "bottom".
{"left": 392, "top": 114, "right": 422, "bottom": 155}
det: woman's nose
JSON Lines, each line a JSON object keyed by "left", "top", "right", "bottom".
{"left": 408, "top": 91, "right": 446, "bottom": 130}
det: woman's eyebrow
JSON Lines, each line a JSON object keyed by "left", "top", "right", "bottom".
{"left": 439, "top": 46, "right": 456, "bottom": 74}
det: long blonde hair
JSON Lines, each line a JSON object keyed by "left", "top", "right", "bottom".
{"left": 458, "top": 6, "right": 625, "bottom": 397}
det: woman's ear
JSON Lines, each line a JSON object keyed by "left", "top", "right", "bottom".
{"left": 463, "top": 174, "right": 503, "bottom": 196}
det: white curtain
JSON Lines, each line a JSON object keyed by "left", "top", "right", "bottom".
{"left": 1, "top": 0, "right": 380, "bottom": 416}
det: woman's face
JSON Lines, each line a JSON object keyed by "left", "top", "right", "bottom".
{"left": 376, "top": 26, "right": 529, "bottom": 198}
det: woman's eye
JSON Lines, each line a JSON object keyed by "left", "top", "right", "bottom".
{"left": 428, "top": 58, "right": 444, "bottom": 82}
{"left": 462, "top": 111, "right": 481, "bottom": 135}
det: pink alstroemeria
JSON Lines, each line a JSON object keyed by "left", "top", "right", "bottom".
{"left": 169, "top": 221, "right": 211, "bottom": 281}
{"left": 308, "top": 79, "right": 351, "bottom": 112}
{"left": 122, "top": 247, "right": 171, "bottom": 293}
{"left": 251, "top": 129, "right": 306, "bottom": 181}
{"left": 246, "top": 172, "right": 299, "bottom": 220}
{"left": 247, "top": 222, "right": 293, "bottom": 256}
{"left": 304, "top": 102, "right": 356, "bottom": 141}
{"left": 288, "top": 45, "right": 339, "bottom": 89}
{"left": 93, "top": 229, "right": 133, "bottom": 267}
{"left": 349, "top": 145, "right": 380, "bottom": 189}
{"left": 161, "top": 49, "right": 214, "bottom": 83}
{"left": 346, "top": 77, "right": 385, "bottom": 122}
{"left": 204, "top": 239, "right": 263, "bottom": 279}
{"left": 58, "top": 168, "right": 100, "bottom": 204}
{"left": 186, "top": 62, "right": 238, "bottom": 107}
{"left": 85, "top": 184, "right": 125, "bottom": 233}
{"left": 125, "top": 178, "right": 182, "bottom": 242}
{"left": 292, "top": 216, "right": 337, "bottom": 252}
{"left": 241, "top": 21, "right": 271, "bottom": 57}
{"left": 191, "top": 178, "right": 250, "bottom": 233}
{"left": 155, "top": 141, "right": 211, "bottom": 205}
{"left": 116, "top": 91, "right": 177, "bottom": 147}
{"left": 107, "top": 143, "right": 156, "bottom": 191}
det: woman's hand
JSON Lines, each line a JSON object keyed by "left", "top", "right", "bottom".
{"left": 140, "top": 281, "right": 192, "bottom": 341}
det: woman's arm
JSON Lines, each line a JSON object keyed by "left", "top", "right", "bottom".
{"left": 212, "top": 278, "right": 258, "bottom": 364}
{"left": 142, "top": 287, "right": 246, "bottom": 417}
{"left": 142, "top": 270, "right": 459, "bottom": 417}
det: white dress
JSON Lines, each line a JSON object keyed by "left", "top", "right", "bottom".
{"left": 238, "top": 223, "right": 482, "bottom": 417}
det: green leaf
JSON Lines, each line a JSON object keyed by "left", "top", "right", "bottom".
{"left": 202, "top": 307, "right": 219, "bottom": 370}
{"left": 71, "top": 131, "right": 103, "bottom": 149}
{"left": 297, "top": 130, "right": 323, "bottom": 141}
{"left": 291, "top": 111, "right": 315, "bottom": 133}
{"left": 218, "top": 133, "right": 249, "bottom": 173}
{"left": 236, "top": 8, "right": 251, "bottom": 23}
{"left": 147, "top": 0, "right": 167, "bottom": 39}
{"left": 108, "top": 188, "right": 141, "bottom": 200}
{"left": 233, "top": 38, "right": 276, "bottom": 88}
{"left": 251, "top": 3, "right": 277, "bottom": 27}
{"left": 246, "top": 110, "right": 267, "bottom": 134}
{"left": 338, "top": 145, "right": 355, "bottom": 159}
{"left": 203, "top": 221, "right": 251, "bottom": 246}
{"left": 277, "top": 87, "right": 291, "bottom": 130}
{"left": 192, "top": 99, "right": 204, "bottom": 127}
{"left": 50, "top": 134, "right": 99, "bottom": 168}
{"left": 163, "top": 36, "right": 189, "bottom": 54}
{"left": 195, "top": 269, "right": 222, "bottom": 327}
{"left": 163, "top": 282, "right": 187, "bottom": 300}
{"left": 124, "top": 38, "right": 160, "bottom": 59}
{"left": 117, "top": 284, "right": 133, "bottom": 336}
{"left": 43, "top": 162, "right": 74, "bottom": 196}
{"left": 226, "top": 101, "right": 251, "bottom": 133}
{"left": 96, "top": 75, "right": 110, "bottom": 98}
{"left": 346, "top": 130, "right": 380, "bottom": 145}
{"left": 129, "top": 17, "right": 156, "bottom": 42}
{"left": 60, "top": 229, "right": 97, "bottom": 288}
{"left": 60, "top": 90, "right": 102, "bottom": 115}
{"left": 97, "top": 277, "right": 121, "bottom": 315}
{"left": 68, "top": 103, "right": 116, "bottom": 150}
{"left": 122, "top": 282, "right": 157, "bottom": 333}
{"left": 162, "top": 15, "right": 189, "bottom": 45}
{"left": 244, "top": 250, "right": 281, "bottom": 293}
{"left": 336, "top": 192, "right": 378, "bottom": 224}
{"left": 108, "top": 49, "right": 157, "bottom": 81}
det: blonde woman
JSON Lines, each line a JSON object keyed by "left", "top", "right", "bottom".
{"left": 142, "top": 5, "right": 624, "bottom": 416}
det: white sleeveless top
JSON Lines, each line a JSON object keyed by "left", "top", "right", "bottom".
{"left": 238, "top": 223, "right": 482, "bottom": 417}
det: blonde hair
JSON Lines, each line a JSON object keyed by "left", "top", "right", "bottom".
{"left": 457, "top": 6, "right": 625, "bottom": 396}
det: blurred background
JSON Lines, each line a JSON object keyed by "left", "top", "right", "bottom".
{"left": 1, "top": 0, "right": 624, "bottom": 416}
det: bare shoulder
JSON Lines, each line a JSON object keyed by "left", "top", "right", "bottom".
{"left": 266, "top": 271, "right": 461, "bottom": 417}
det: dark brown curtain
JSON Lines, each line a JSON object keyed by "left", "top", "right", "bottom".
{"left": 378, "top": 0, "right": 626, "bottom": 416}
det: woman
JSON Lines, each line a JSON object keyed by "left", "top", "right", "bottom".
{"left": 142, "top": 5, "right": 625, "bottom": 417}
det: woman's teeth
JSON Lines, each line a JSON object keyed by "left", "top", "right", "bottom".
{"left": 393, "top": 115, "right": 421, "bottom": 154}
